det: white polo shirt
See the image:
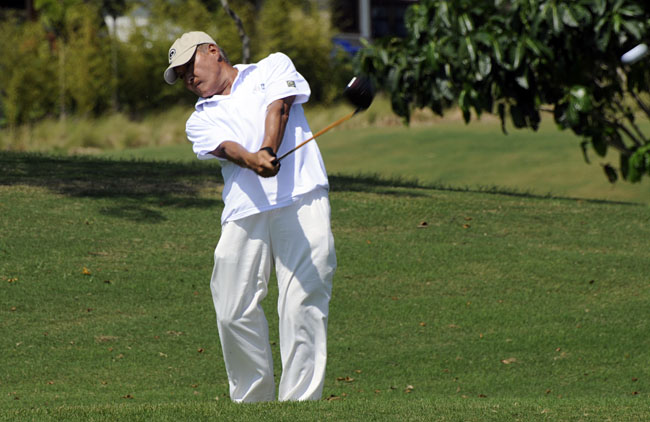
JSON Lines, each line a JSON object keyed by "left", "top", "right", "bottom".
{"left": 185, "top": 52, "right": 329, "bottom": 225}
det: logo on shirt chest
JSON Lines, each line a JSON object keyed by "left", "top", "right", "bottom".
{"left": 255, "top": 83, "right": 266, "bottom": 93}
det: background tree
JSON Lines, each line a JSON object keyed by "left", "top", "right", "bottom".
{"left": 34, "top": 0, "right": 83, "bottom": 119}
{"left": 358, "top": 0, "right": 650, "bottom": 183}
{"left": 0, "top": 14, "right": 57, "bottom": 127}
{"left": 64, "top": 3, "right": 113, "bottom": 117}
{"left": 257, "top": 0, "right": 349, "bottom": 103}
{"left": 219, "top": 0, "right": 251, "bottom": 63}
{"left": 0, "top": 0, "right": 348, "bottom": 125}
{"left": 99, "top": 0, "right": 127, "bottom": 111}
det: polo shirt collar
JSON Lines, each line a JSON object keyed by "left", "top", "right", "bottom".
{"left": 195, "top": 63, "right": 257, "bottom": 107}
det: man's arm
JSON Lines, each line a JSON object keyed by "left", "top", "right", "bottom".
{"left": 209, "top": 96, "right": 295, "bottom": 178}
{"left": 262, "top": 96, "right": 295, "bottom": 154}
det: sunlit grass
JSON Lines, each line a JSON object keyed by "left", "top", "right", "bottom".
{"left": 1, "top": 153, "right": 649, "bottom": 420}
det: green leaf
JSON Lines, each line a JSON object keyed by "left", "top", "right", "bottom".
{"left": 565, "top": 105, "right": 579, "bottom": 127}
{"left": 478, "top": 55, "right": 492, "bottom": 78}
{"left": 628, "top": 146, "right": 650, "bottom": 183}
{"left": 498, "top": 103, "right": 507, "bottom": 134}
{"left": 621, "top": 20, "right": 642, "bottom": 40}
{"left": 618, "top": 5, "right": 643, "bottom": 18}
{"left": 426, "top": 41, "right": 439, "bottom": 67}
{"left": 524, "top": 37, "right": 541, "bottom": 56}
{"left": 551, "top": 3, "right": 563, "bottom": 34}
{"left": 465, "top": 36, "right": 476, "bottom": 62}
{"left": 379, "top": 49, "right": 390, "bottom": 66}
{"left": 458, "top": 89, "right": 467, "bottom": 111}
{"left": 571, "top": 4, "right": 592, "bottom": 24}
{"left": 603, "top": 164, "right": 618, "bottom": 183}
{"left": 437, "top": 1, "right": 451, "bottom": 28}
{"left": 459, "top": 13, "right": 474, "bottom": 35}
{"left": 569, "top": 86, "right": 592, "bottom": 112}
{"left": 592, "top": 133, "right": 608, "bottom": 157}
{"left": 510, "top": 104, "right": 526, "bottom": 128}
{"left": 491, "top": 37, "right": 505, "bottom": 66}
{"left": 513, "top": 38, "right": 525, "bottom": 69}
{"left": 560, "top": 4, "right": 579, "bottom": 27}
{"left": 580, "top": 140, "right": 591, "bottom": 164}
{"left": 592, "top": 0, "right": 607, "bottom": 16}
{"left": 620, "top": 154, "right": 629, "bottom": 181}
{"left": 524, "top": 37, "right": 554, "bottom": 60}
{"left": 613, "top": 14, "right": 621, "bottom": 34}
{"left": 437, "top": 79, "right": 454, "bottom": 101}
{"left": 516, "top": 75, "right": 529, "bottom": 89}
{"left": 595, "top": 24, "right": 611, "bottom": 51}
{"left": 388, "top": 66, "right": 402, "bottom": 93}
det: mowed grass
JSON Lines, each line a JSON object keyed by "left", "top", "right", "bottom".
{"left": 1, "top": 152, "right": 649, "bottom": 421}
{"left": 97, "top": 106, "right": 650, "bottom": 205}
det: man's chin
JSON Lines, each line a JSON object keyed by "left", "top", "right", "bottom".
{"left": 197, "top": 88, "right": 217, "bottom": 98}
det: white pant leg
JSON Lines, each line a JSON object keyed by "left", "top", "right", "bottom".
{"left": 271, "top": 189, "right": 337, "bottom": 401}
{"left": 210, "top": 213, "right": 275, "bottom": 403}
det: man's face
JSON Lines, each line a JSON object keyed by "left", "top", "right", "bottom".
{"left": 175, "top": 44, "right": 223, "bottom": 98}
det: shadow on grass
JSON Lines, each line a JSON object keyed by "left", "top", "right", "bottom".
{"left": 0, "top": 152, "right": 640, "bottom": 210}
{"left": 329, "top": 173, "right": 641, "bottom": 206}
{"left": 0, "top": 151, "right": 221, "bottom": 201}
{"left": 0, "top": 152, "right": 224, "bottom": 223}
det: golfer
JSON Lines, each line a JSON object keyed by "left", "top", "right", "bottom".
{"left": 164, "top": 31, "right": 336, "bottom": 403}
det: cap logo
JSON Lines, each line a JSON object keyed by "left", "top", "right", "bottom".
{"left": 286, "top": 80, "right": 296, "bottom": 88}
{"left": 168, "top": 48, "right": 176, "bottom": 63}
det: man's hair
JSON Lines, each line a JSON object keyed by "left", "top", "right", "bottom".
{"left": 198, "top": 43, "right": 230, "bottom": 65}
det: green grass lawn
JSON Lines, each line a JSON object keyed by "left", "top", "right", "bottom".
{"left": 1, "top": 152, "right": 649, "bottom": 421}
{"left": 97, "top": 113, "right": 650, "bottom": 205}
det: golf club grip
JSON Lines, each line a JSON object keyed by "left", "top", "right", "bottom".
{"left": 277, "top": 109, "right": 358, "bottom": 162}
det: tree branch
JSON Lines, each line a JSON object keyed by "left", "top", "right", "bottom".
{"left": 630, "top": 91, "right": 650, "bottom": 119}
{"left": 626, "top": 116, "right": 647, "bottom": 145}
{"left": 220, "top": 0, "right": 250, "bottom": 64}
{"left": 614, "top": 121, "right": 642, "bottom": 148}
{"left": 613, "top": 102, "right": 646, "bottom": 146}
{"left": 596, "top": 114, "right": 634, "bottom": 155}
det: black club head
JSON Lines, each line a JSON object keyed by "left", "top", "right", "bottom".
{"left": 343, "top": 76, "right": 375, "bottom": 111}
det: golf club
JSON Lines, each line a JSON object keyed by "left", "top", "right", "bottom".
{"left": 621, "top": 43, "right": 648, "bottom": 64}
{"left": 276, "top": 76, "right": 375, "bottom": 162}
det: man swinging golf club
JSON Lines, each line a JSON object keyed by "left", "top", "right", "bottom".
{"left": 164, "top": 31, "right": 337, "bottom": 402}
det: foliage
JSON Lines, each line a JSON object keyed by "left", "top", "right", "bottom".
{"left": 0, "top": 14, "right": 58, "bottom": 127}
{"left": 34, "top": 0, "right": 83, "bottom": 35}
{"left": 0, "top": 0, "right": 347, "bottom": 127}
{"left": 358, "top": 0, "right": 650, "bottom": 183}
{"left": 256, "top": 0, "right": 351, "bottom": 103}
{"left": 64, "top": 3, "right": 113, "bottom": 117}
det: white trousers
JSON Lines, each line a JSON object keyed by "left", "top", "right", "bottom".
{"left": 210, "top": 188, "right": 336, "bottom": 402}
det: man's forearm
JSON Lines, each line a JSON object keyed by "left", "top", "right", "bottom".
{"left": 210, "top": 141, "right": 255, "bottom": 167}
{"left": 262, "top": 96, "right": 295, "bottom": 153}
{"left": 210, "top": 141, "right": 279, "bottom": 178}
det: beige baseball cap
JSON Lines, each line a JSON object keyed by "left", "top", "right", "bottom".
{"left": 164, "top": 31, "right": 217, "bottom": 84}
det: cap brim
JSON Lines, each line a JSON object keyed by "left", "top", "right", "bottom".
{"left": 163, "top": 46, "right": 197, "bottom": 85}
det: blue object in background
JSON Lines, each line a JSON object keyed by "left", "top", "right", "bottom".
{"left": 333, "top": 37, "right": 361, "bottom": 55}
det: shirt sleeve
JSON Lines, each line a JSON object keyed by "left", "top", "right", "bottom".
{"left": 260, "top": 52, "right": 311, "bottom": 106}
{"left": 185, "top": 110, "right": 236, "bottom": 161}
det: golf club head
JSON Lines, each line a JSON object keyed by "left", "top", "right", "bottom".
{"left": 621, "top": 43, "right": 648, "bottom": 64}
{"left": 344, "top": 76, "right": 375, "bottom": 112}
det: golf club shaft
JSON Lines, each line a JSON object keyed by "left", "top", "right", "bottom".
{"left": 277, "top": 108, "right": 359, "bottom": 162}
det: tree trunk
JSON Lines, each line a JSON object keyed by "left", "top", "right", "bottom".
{"left": 110, "top": 15, "right": 119, "bottom": 112}
{"left": 219, "top": 0, "right": 250, "bottom": 64}
{"left": 59, "top": 42, "right": 66, "bottom": 121}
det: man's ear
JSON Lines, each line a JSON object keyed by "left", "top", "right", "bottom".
{"left": 208, "top": 44, "right": 221, "bottom": 61}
